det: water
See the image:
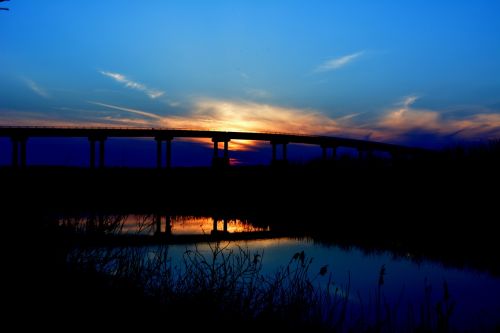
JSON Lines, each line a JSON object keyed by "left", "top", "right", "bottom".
{"left": 61, "top": 214, "right": 500, "bottom": 330}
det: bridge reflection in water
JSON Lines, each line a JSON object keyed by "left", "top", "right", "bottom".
{"left": 58, "top": 214, "right": 280, "bottom": 245}
{"left": 0, "top": 126, "right": 428, "bottom": 168}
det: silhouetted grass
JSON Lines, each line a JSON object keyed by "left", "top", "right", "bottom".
{"left": 64, "top": 243, "right": 470, "bottom": 332}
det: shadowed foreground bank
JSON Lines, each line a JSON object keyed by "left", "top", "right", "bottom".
{"left": 2, "top": 157, "right": 500, "bottom": 331}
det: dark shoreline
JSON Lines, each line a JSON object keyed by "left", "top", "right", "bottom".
{"left": 3, "top": 161, "right": 500, "bottom": 331}
{"left": 2, "top": 162, "right": 499, "bottom": 274}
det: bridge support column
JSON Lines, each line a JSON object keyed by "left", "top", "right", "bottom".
{"left": 89, "top": 138, "right": 96, "bottom": 168}
{"left": 272, "top": 142, "right": 277, "bottom": 162}
{"left": 213, "top": 140, "right": 219, "bottom": 158}
{"left": 19, "top": 138, "right": 27, "bottom": 168}
{"left": 165, "top": 138, "right": 172, "bottom": 169}
{"left": 224, "top": 140, "right": 229, "bottom": 162}
{"left": 155, "top": 137, "right": 173, "bottom": 169}
{"left": 212, "top": 138, "right": 230, "bottom": 167}
{"left": 9, "top": 137, "right": 28, "bottom": 168}
{"left": 322, "top": 146, "right": 327, "bottom": 161}
{"left": 99, "top": 139, "right": 106, "bottom": 168}
{"left": 11, "top": 138, "right": 18, "bottom": 168}
{"left": 332, "top": 146, "right": 337, "bottom": 160}
{"left": 271, "top": 141, "right": 288, "bottom": 165}
{"left": 155, "top": 138, "right": 162, "bottom": 169}
{"left": 223, "top": 218, "right": 228, "bottom": 233}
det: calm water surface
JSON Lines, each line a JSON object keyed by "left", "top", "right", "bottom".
{"left": 60, "top": 214, "right": 500, "bottom": 329}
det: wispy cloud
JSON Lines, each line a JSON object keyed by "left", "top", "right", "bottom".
{"left": 89, "top": 101, "right": 163, "bottom": 120}
{"left": 315, "top": 51, "right": 365, "bottom": 73}
{"left": 24, "top": 79, "right": 50, "bottom": 99}
{"left": 99, "top": 71, "right": 165, "bottom": 99}
{"left": 3, "top": 95, "right": 500, "bottom": 151}
{"left": 372, "top": 96, "right": 500, "bottom": 145}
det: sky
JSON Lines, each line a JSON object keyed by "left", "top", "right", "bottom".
{"left": 1, "top": 0, "right": 500, "bottom": 166}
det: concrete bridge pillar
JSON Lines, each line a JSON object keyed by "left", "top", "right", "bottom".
{"left": 19, "top": 138, "right": 27, "bottom": 168}
{"left": 99, "top": 139, "right": 105, "bottom": 168}
{"left": 213, "top": 140, "right": 219, "bottom": 158}
{"left": 89, "top": 138, "right": 96, "bottom": 168}
{"left": 11, "top": 138, "right": 18, "bottom": 168}
{"left": 224, "top": 140, "right": 229, "bottom": 160}
{"left": 321, "top": 145, "right": 337, "bottom": 162}
{"left": 166, "top": 138, "right": 172, "bottom": 169}
{"left": 212, "top": 138, "right": 230, "bottom": 167}
{"left": 271, "top": 141, "right": 288, "bottom": 165}
{"left": 223, "top": 218, "right": 228, "bottom": 233}
{"left": 156, "top": 138, "right": 162, "bottom": 169}
{"left": 89, "top": 137, "right": 106, "bottom": 168}
{"left": 155, "top": 137, "right": 173, "bottom": 169}
{"left": 10, "top": 137, "right": 27, "bottom": 168}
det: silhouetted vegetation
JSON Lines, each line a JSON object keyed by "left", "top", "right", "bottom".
{"left": 63, "top": 243, "right": 462, "bottom": 332}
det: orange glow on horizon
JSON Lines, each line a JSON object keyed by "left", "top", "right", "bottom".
{"left": 3, "top": 96, "right": 500, "bottom": 151}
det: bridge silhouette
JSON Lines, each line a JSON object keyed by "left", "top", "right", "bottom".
{"left": 0, "top": 126, "right": 427, "bottom": 168}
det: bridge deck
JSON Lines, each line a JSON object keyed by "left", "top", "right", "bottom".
{"left": 0, "top": 126, "right": 424, "bottom": 153}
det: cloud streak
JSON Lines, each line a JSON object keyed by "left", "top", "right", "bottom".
{"left": 315, "top": 51, "right": 364, "bottom": 72}
{"left": 100, "top": 71, "right": 165, "bottom": 99}
{"left": 25, "top": 79, "right": 50, "bottom": 99}
{"left": 89, "top": 101, "right": 163, "bottom": 120}
{"left": 2, "top": 96, "right": 500, "bottom": 151}
{"left": 371, "top": 96, "right": 500, "bottom": 146}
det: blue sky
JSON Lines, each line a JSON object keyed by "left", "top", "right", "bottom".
{"left": 1, "top": 0, "right": 500, "bottom": 165}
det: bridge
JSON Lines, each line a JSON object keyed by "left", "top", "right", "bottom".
{"left": 0, "top": 126, "right": 427, "bottom": 168}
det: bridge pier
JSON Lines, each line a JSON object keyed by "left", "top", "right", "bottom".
{"left": 166, "top": 139, "right": 172, "bottom": 169}
{"left": 89, "top": 138, "right": 96, "bottom": 168}
{"left": 156, "top": 138, "right": 162, "bottom": 169}
{"left": 321, "top": 145, "right": 337, "bottom": 162}
{"left": 11, "top": 137, "right": 27, "bottom": 168}
{"left": 11, "top": 138, "right": 18, "bottom": 168}
{"left": 271, "top": 141, "right": 288, "bottom": 165}
{"left": 212, "top": 138, "right": 230, "bottom": 167}
{"left": 99, "top": 139, "right": 105, "bottom": 168}
{"left": 155, "top": 137, "right": 173, "bottom": 169}
{"left": 20, "top": 138, "right": 27, "bottom": 168}
{"left": 89, "top": 137, "right": 106, "bottom": 168}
